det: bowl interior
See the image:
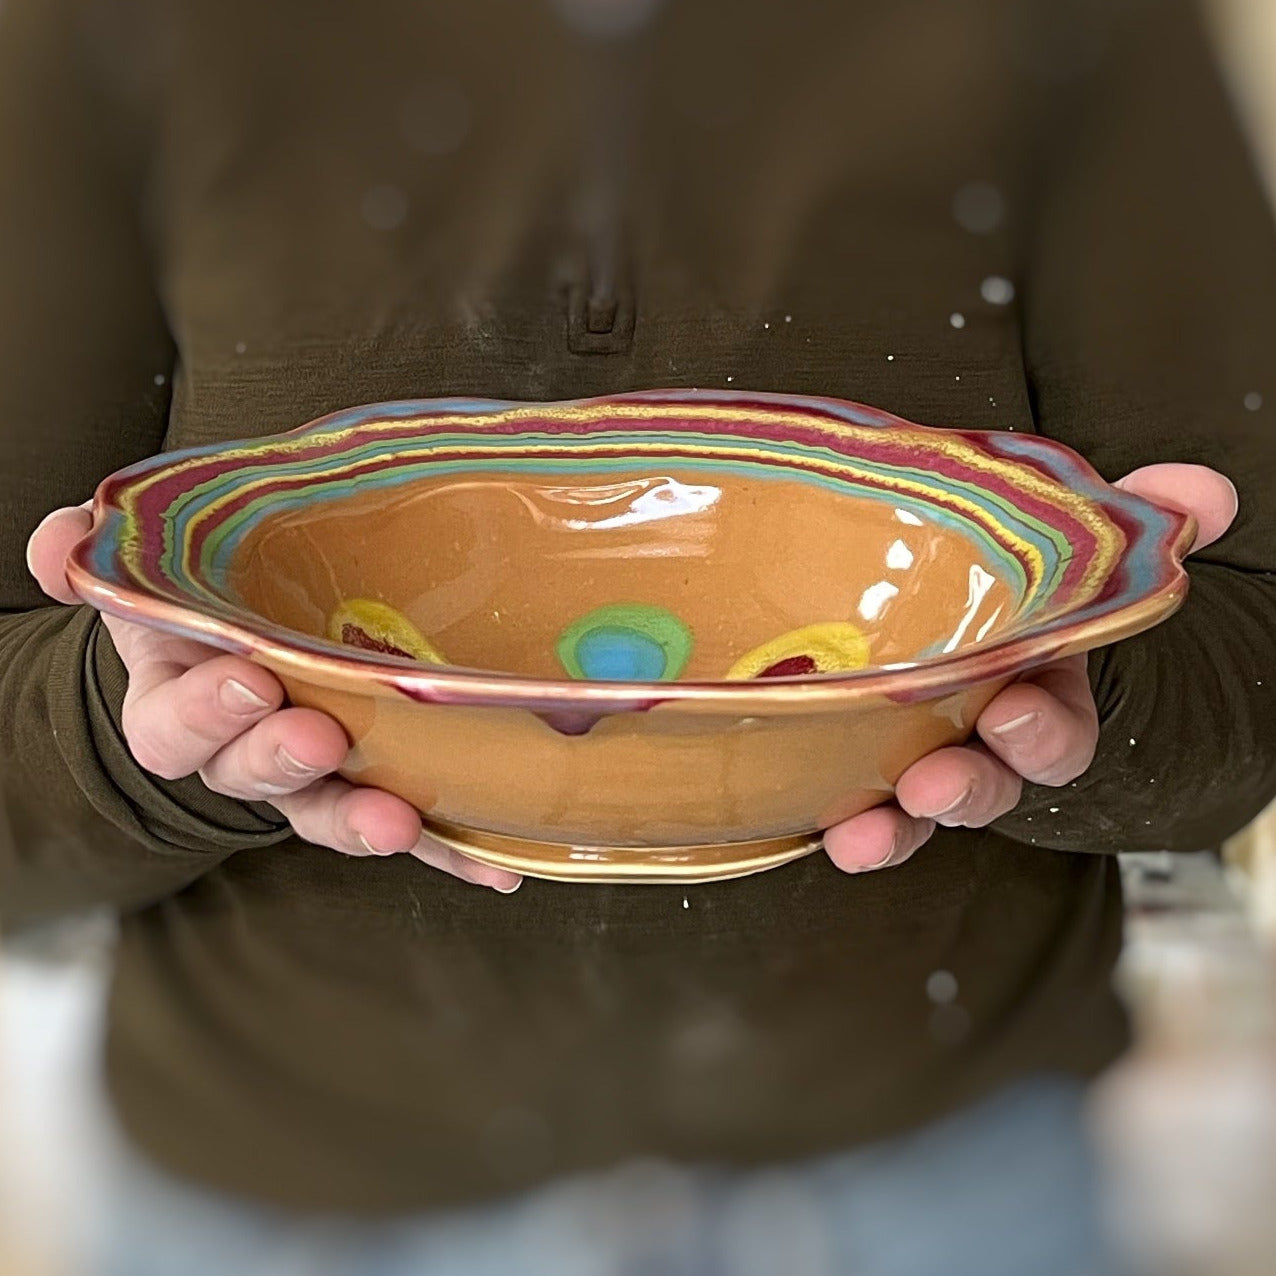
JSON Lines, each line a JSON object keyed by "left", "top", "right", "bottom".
{"left": 229, "top": 464, "right": 1022, "bottom": 681}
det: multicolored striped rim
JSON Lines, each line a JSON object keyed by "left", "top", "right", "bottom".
{"left": 67, "top": 390, "right": 1194, "bottom": 711}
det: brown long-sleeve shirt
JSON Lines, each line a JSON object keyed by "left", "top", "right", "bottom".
{"left": 2, "top": 0, "right": 1275, "bottom": 1214}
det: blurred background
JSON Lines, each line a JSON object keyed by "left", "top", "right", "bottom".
{"left": 3, "top": 2, "right": 1276, "bottom": 1274}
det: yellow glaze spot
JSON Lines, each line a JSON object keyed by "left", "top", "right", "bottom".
{"left": 725, "top": 622, "right": 871, "bottom": 681}
{"left": 328, "top": 599, "right": 447, "bottom": 664}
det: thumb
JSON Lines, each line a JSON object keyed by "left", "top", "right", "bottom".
{"left": 1115, "top": 464, "right": 1238, "bottom": 553}
{"left": 26, "top": 502, "right": 94, "bottom": 604}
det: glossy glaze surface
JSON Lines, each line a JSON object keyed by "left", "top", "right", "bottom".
{"left": 230, "top": 467, "right": 1019, "bottom": 683}
{"left": 68, "top": 391, "right": 1194, "bottom": 881}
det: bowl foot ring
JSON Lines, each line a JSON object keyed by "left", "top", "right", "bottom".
{"left": 423, "top": 820, "right": 822, "bottom": 884}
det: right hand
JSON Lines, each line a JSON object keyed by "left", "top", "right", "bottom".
{"left": 26, "top": 503, "right": 522, "bottom": 892}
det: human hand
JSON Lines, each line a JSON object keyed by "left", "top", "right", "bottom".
{"left": 26, "top": 503, "right": 522, "bottom": 892}
{"left": 822, "top": 464, "right": 1239, "bottom": 874}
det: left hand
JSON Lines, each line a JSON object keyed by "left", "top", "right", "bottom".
{"left": 822, "top": 463, "right": 1239, "bottom": 873}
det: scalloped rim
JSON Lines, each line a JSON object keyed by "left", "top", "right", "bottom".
{"left": 67, "top": 389, "right": 1195, "bottom": 714}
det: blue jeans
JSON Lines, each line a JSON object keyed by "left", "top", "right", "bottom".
{"left": 90, "top": 1077, "right": 1112, "bottom": 1276}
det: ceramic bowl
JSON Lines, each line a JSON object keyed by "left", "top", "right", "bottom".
{"left": 68, "top": 390, "right": 1193, "bottom": 883}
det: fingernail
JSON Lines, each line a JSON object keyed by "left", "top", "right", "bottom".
{"left": 358, "top": 834, "right": 394, "bottom": 857}
{"left": 933, "top": 786, "right": 973, "bottom": 827}
{"left": 494, "top": 878, "right": 523, "bottom": 895}
{"left": 989, "top": 711, "right": 1040, "bottom": 740}
{"left": 221, "top": 678, "right": 270, "bottom": 714}
{"left": 853, "top": 837, "right": 900, "bottom": 873}
{"left": 275, "top": 745, "right": 318, "bottom": 779}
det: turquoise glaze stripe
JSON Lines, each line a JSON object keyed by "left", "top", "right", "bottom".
{"left": 157, "top": 430, "right": 1071, "bottom": 593}
{"left": 163, "top": 458, "right": 1059, "bottom": 609}
{"left": 167, "top": 455, "right": 1049, "bottom": 609}
{"left": 87, "top": 394, "right": 1183, "bottom": 674}
{"left": 991, "top": 431, "right": 1180, "bottom": 597}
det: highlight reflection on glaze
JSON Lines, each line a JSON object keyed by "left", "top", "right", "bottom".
{"left": 285, "top": 459, "right": 1019, "bottom": 682}
{"left": 545, "top": 477, "right": 721, "bottom": 531}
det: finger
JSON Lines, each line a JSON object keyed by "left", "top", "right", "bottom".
{"left": 273, "top": 780, "right": 523, "bottom": 892}
{"left": 26, "top": 504, "right": 93, "bottom": 604}
{"left": 894, "top": 743, "right": 1023, "bottom": 828}
{"left": 408, "top": 835, "right": 525, "bottom": 893}
{"left": 198, "top": 707, "right": 349, "bottom": 800}
{"left": 1116, "top": 464, "right": 1238, "bottom": 552}
{"left": 273, "top": 779, "right": 420, "bottom": 855}
{"left": 822, "top": 805, "right": 936, "bottom": 874}
{"left": 103, "top": 613, "right": 234, "bottom": 681}
{"left": 977, "top": 654, "right": 1098, "bottom": 787}
{"left": 122, "top": 650, "right": 284, "bottom": 780}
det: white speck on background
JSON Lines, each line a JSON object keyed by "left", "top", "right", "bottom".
{"left": 950, "top": 312, "right": 966, "bottom": 329}
{"left": 955, "top": 375, "right": 961, "bottom": 381}
{"left": 886, "top": 354, "right": 895, "bottom": 362}
{"left": 980, "top": 275, "right": 1016, "bottom": 306}
{"left": 953, "top": 181, "right": 1005, "bottom": 234}
{"left": 235, "top": 341, "right": 247, "bottom": 354}
{"left": 926, "top": 970, "right": 959, "bottom": 1004}
{"left": 1244, "top": 392, "right": 1263, "bottom": 411}
{"left": 1049, "top": 807, "right": 1060, "bottom": 814}
{"left": 153, "top": 374, "right": 165, "bottom": 386}
{"left": 784, "top": 314, "right": 792, "bottom": 323}
{"left": 726, "top": 375, "right": 734, "bottom": 383}
{"left": 763, "top": 321, "right": 770, "bottom": 329}
{"left": 682, "top": 896, "right": 689, "bottom": 910}
{"left": 361, "top": 184, "right": 409, "bottom": 231}
{"left": 1130, "top": 738, "right": 1137, "bottom": 746}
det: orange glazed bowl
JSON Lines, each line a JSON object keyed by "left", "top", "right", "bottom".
{"left": 68, "top": 390, "right": 1193, "bottom": 883}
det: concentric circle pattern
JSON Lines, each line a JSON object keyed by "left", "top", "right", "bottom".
{"left": 69, "top": 390, "right": 1193, "bottom": 711}
{"left": 557, "top": 604, "right": 693, "bottom": 682}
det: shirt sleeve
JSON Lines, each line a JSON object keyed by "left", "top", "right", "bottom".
{"left": 0, "top": 0, "right": 289, "bottom": 930}
{"left": 995, "top": 0, "right": 1276, "bottom": 853}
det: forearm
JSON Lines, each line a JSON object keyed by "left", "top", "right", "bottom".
{"left": 996, "top": 564, "right": 1276, "bottom": 854}
{"left": 0, "top": 0, "right": 299, "bottom": 928}
{"left": 1000, "top": 0, "right": 1276, "bottom": 854}
{"left": 0, "top": 605, "right": 289, "bottom": 929}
